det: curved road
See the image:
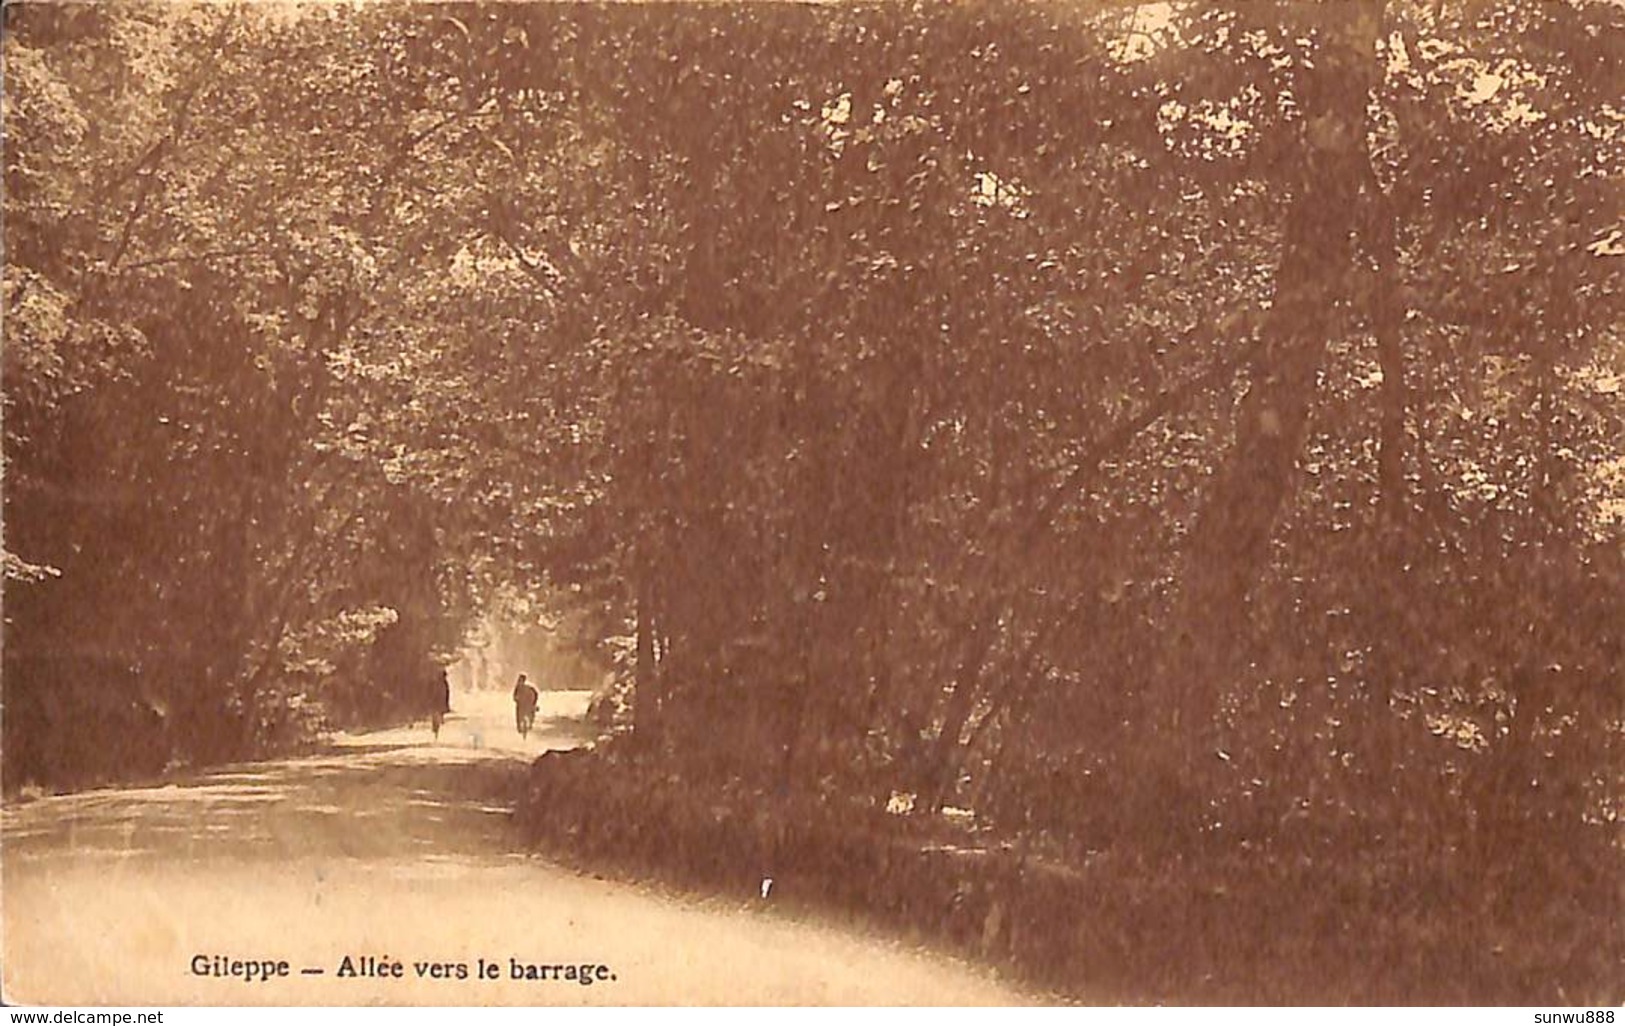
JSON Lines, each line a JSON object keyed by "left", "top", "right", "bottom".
{"left": 2, "top": 688, "right": 1031, "bottom": 1005}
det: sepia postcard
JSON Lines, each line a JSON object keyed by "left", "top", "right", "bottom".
{"left": 3, "top": 0, "right": 1620, "bottom": 1009}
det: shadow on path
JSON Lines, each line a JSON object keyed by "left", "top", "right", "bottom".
{"left": 3, "top": 688, "right": 601, "bottom": 865}
{"left": 4, "top": 735, "right": 534, "bottom": 865}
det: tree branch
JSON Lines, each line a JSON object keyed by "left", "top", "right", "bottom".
{"left": 1017, "top": 347, "right": 1250, "bottom": 542}
{"left": 487, "top": 221, "right": 562, "bottom": 296}
{"left": 105, "top": 17, "right": 235, "bottom": 274}
{"left": 118, "top": 245, "right": 269, "bottom": 273}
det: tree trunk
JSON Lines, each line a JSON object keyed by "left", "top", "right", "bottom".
{"left": 921, "top": 619, "right": 1001, "bottom": 813}
{"left": 1370, "top": 185, "right": 1408, "bottom": 536}
{"left": 1170, "top": 1, "right": 1387, "bottom": 760}
{"left": 633, "top": 551, "right": 660, "bottom": 745}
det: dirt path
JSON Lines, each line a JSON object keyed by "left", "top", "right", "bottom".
{"left": 2, "top": 688, "right": 1030, "bottom": 1005}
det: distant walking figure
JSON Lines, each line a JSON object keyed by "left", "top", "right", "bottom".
{"left": 430, "top": 668, "right": 451, "bottom": 740}
{"left": 512, "top": 673, "right": 539, "bottom": 738}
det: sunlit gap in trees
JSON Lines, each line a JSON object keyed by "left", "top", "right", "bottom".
{"left": 448, "top": 604, "right": 612, "bottom": 697}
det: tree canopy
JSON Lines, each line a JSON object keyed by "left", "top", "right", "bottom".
{"left": 5, "top": 0, "right": 1620, "bottom": 919}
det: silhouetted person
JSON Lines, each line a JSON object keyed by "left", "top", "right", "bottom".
{"left": 430, "top": 668, "right": 451, "bottom": 740}
{"left": 513, "top": 673, "right": 539, "bottom": 738}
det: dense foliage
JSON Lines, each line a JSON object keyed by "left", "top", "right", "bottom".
{"left": 4, "top": 0, "right": 1620, "bottom": 998}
